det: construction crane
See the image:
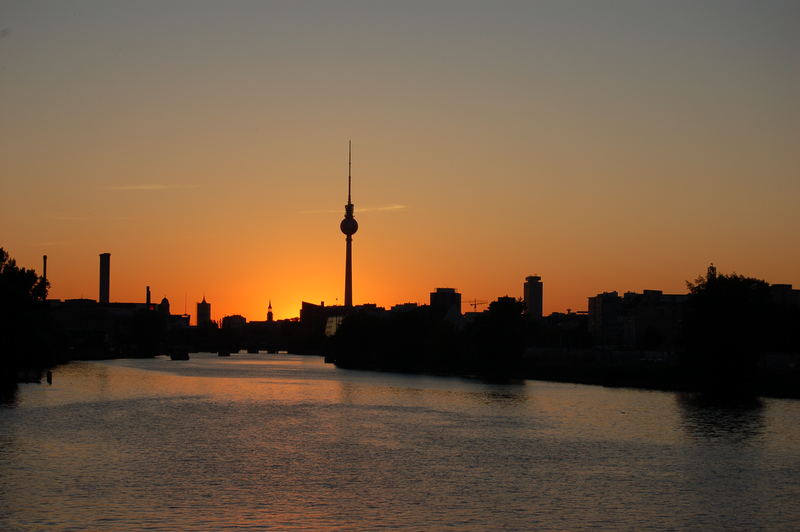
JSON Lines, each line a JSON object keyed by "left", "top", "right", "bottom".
{"left": 465, "top": 299, "right": 488, "bottom": 312}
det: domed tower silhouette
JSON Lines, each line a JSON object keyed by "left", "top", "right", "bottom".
{"left": 340, "top": 141, "right": 358, "bottom": 308}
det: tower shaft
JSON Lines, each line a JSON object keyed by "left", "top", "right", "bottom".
{"left": 344, "top": 234, "right": 353, "bottom": 307}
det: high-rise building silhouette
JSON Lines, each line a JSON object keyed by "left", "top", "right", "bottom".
{"left": 99, "top": 253, "right": 111, "bottom": 304}
{"left": 339, "top": 141, "right": 358, "bottom": 307}
{"left": 267, "top": 300, "right": 274, "bottom": 322}
{"left": 430, "top": 288, "right": 462, "bottom": 318}
{"left": 197, "top": 296, "right": 211, "bottom": 327}
{"left": 524, "top": 275, "right": 543, "bottom": 318}
{"left": 159, "top": 296, "right": 170, "bottom": 315}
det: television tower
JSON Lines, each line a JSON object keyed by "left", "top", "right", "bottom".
{"left": 340, "top": 141, "right": 358, "bottom": 307}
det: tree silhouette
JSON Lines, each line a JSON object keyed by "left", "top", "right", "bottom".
{"left": 0, "top": 248, "right": 51, "bottom": 379}
{"left": 465, "top": 296, "right": 526, "bottom": 375}
{"left": 0, "top": 248, "right": 48, "bottom": 303}
{"left": 683, "top": 264, "right": 772, "bottom": 389}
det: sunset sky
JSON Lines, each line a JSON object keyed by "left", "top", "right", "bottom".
{"left": 2, "top": 1, "right": 798, "bottom": 322}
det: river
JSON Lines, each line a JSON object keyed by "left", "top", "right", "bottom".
{"left": 1, "top": 353, "right": 799, "bottom": 530}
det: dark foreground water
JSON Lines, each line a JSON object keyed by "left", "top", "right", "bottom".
{"left": 1, "top": 353, "right": 799, "bottom": 531}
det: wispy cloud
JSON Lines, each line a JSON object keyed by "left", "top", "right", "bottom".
{"left": 48, "top": 215, "right": 135, "bottom": 222}
{"left": 49, "top": 215, "right": 88, "bottom": 221}
{"left": 362, "top": 204, "right": 407, "bottom": 213}
{"left": 105, "top": 184, "right": 201, "bottom": 191}
{"left": 300, "top": 204, "right": 408, "bottom": 214}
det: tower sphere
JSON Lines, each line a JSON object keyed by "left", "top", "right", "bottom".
{"left": 340, "top": 217, "right": 358, "bottom": 235}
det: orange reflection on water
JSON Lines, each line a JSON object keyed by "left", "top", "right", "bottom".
{"left": 25, "top": 354, "right": 343, "bottom": 409}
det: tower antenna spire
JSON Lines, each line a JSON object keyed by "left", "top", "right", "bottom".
{"left": 348, "top": 139, "right": 352, "bottom": 205}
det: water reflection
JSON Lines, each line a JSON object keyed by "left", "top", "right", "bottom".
{"left": 677, "top": 393, "right": 765, "bottom": 442}
{"left": 334, "top": 372, "right": 529, "bottom": 410}
{"left": 0, "top": 383, "right": 18, "bottom": 407}
{"left": 477, "top": 376, "right": 526, "bottom": 386}
{"left": 475, "top": 387, "right": 528, "bottom": 405}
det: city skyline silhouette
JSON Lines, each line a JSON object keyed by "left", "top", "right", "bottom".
{"left": 2, "top": 1, "right": 798, "bottom": 322}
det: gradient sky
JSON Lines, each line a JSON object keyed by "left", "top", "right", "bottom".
{"left": 2, "top": 0, "right": 798, "bottom": 322}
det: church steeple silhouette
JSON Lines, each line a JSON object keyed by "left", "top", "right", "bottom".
{"left": 339, "top": 141, "right": 358, "bottom": 307}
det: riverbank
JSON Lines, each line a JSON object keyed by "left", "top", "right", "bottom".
{"left": 331, "top": 347, "right": 800, "bottom": 399}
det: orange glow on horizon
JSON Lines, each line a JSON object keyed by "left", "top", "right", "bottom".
{"left": 2, "top": 2, "right": 798, "bottom": 322}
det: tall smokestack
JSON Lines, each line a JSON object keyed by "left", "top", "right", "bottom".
{"left": 99, "top": 253, "right": 110, "bottom": 304}
{"left": 42, "top": 255, "right": 47, "bottom": 282}
{"left": 146, "top": 285, "right": 151, "bottom": 306}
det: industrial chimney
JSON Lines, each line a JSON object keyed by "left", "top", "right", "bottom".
{"left": 99, "top": 253, "right": 110, "bottom": 304}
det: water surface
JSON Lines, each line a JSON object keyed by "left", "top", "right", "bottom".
{"left": 1, "top": 353, "right": 798, "bottom": 530}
